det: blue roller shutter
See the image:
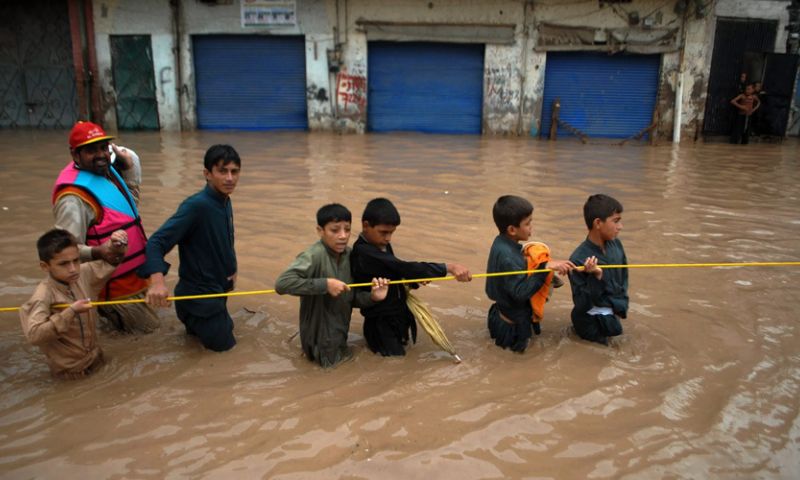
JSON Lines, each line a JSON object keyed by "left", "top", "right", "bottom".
{"left": 367, "top": 42, "right": 484, "bottom": 134}
{"left": 193, "top": 35, "right": 307, "bottom": 130}
{"left": 540, "top": 52, "right": 660, "bottom": 139}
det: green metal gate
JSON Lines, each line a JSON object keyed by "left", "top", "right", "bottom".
{"left": 110, "top": 35, "right": 159, "bottom": 130}
{"left": 0, "top": 0, "right": 77, "bottom": 128}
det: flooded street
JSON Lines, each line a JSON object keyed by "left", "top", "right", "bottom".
{"left": 1, "top": 130, "right": 799, "bottom": 478}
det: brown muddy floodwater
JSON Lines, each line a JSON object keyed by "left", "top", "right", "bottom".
{"left": 0, "top": 130, "right": 799, "bottom": 479}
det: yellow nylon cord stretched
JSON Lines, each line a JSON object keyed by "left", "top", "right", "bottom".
{"left": 1, "top": 261, "right": 799, "bottom": 313}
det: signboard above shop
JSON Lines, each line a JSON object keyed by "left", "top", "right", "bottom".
{"left": 241, "top": 0, "right": 296, "bottom": 28}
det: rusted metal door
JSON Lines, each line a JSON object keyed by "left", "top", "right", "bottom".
{"left": 0, "top": 0, "right": 77, "bottom": 128}
{"left": 110, "top": 35, "right": 159, "bottom": 130}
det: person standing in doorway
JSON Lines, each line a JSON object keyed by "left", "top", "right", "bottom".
{"left": 730, "top": 83, "right": 761, "bottom": 144}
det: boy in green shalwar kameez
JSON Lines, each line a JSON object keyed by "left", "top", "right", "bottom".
{"left": 276, "top": 204, "right": 389, "bottom": 368}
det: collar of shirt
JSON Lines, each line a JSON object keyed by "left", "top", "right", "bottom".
{"left": 45, "top": 275, "right": 75, "bottom": 298}
{"left": 203, "top": 184, "right": 229, "bottom": 206}
{"left": 497, "top": 234, "right": 522, "bottom": 252}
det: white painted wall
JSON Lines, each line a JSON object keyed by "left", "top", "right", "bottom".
{"left": 93, "top": 0, "right": 179, "bottom": 131}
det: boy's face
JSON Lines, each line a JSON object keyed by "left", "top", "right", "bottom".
{"left": 204, "top": 160, "right": 240, "bottom": 197}
{"left": 362, "top": 222, "right": 396, "bottom": 250}
{"left": 507, "top": 214, "right": 533, "bottom": 242}
{"left": 595, "top": 212, "right": 623, "bottom": 241}
{"left": 745, "top": 85, "right": 755, "bottom": 95}
{"left": 318, "top": 220, "right": 352, "bottom": 254}
{"left": 41, "top": 246, "right": 81, "bottom": 284}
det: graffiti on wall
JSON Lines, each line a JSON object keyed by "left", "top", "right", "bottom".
{"left": 485, "top": 65, "right": 520, "bottom": 113}
{"left": 336, "top": 71, "right": 367, "bottom": 117}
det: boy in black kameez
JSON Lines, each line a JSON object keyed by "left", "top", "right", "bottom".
{"left": 350, "top": 198, "right": 472, "bottom": 356}
{"left": 485, "top": 195, "right": 574, "bottom": 352}
{"left": 568, "top": 194, "right": 628, "bottom": 345}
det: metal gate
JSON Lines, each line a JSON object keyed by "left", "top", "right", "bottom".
{"left": 540, "top": 52, "right": 661, "bottom": 139}
{"left": 703, "top": 18, "right": 777, "bottom": 135}
{"left": 367, "top": 42, "right": 485, "bottom": 134}
{"left": 0, "top": 0, "right": 77, "bottom": 128}
{"left": 110, "top": 35, "right": 159, "bottom": 130}
{"left": 193, "top": 35, "right": 307, "bottom": 130}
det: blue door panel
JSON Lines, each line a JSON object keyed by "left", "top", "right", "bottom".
{"left": 540, "top": 52, "right": 660, "bottom": 139}
{"left": 368, "top": 42, "right": 484, "bottom": 134}
{"left": 193, "top": 35, "right": 307, "bottom": 130}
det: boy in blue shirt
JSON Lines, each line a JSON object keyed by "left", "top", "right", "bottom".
{"left": 140, "top": 145, "right": 240, "bottom": 352}
{"left": 568, "top": 194, "right": 628, "bottom": 345}
{"left": 485, "top": 195, "right": 574, "bottom": 352}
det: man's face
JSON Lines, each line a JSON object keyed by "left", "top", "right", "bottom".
{"left": 596, "top": 212, "right": 623, "bottom": 241}
{"left": 318, "top": 220, "right": 352, "bottom": 254}
{"left": 41, "top": 246, "right": 81, "bottom": 284}
{"left": 362, "top": 222, "right": 396, "bottom": 250}
{"left": 204, "top": 160, "right": 240, "bottom": 196}
{"left": 71, "top": 141, "right": 111, "bottom": 176}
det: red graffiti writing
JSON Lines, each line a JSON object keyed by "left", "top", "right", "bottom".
{"left": 336, "top": 73, "right": 367, "bottom": 113}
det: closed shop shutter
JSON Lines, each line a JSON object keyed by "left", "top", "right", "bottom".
{"left": 193, "top": 35, "right": 307, "bottom": 130}
{"left": 540, "top": 52, "right": 661, "bottom": 139}
{"left": 367, "top": 41, "right": 484, "bottom": 134}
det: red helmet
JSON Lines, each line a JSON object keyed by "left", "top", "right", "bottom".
{"left": 69, "top": 121, "right": 114, "bottom": 149}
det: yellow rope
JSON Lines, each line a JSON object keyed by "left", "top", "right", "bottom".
{"left": 1, "top": 261, "right": 798, "bottom": 313}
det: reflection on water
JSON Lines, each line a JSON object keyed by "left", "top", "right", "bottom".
{"left": 0, "top": 131, "right": 799, "bottom": 478}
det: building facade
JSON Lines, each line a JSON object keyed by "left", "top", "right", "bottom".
{"left": 0, "top": 0, "right": 796, "bottom": 141}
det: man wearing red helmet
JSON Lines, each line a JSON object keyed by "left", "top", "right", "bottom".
{"left": 51, "top": 121, "right": 159, "bottom": 333}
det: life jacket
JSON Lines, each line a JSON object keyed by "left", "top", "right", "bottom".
{"left": 52, "top": 163, "right": 148, "bottom": 300}
{"left": 522, "top": 241, "right": 553, "bottom": 323}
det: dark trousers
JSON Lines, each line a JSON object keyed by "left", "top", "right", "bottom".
{"left": 175, "top": 300, "right": 236, "bottom": 352}
{"left": 572, "top": 313, "right": 622, "bottom": 345}
{"left": 730, "top": 114, "right": 751, "bottom": 145}
{"left": 363, "top": 308, "right": 416, "bottom": 356}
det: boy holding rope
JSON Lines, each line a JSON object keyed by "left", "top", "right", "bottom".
{"left": 350, "top": 198, "right": 472, "bottom": 356}
{"left": 568, "top": 194, "right": 628, "bottom": 345}
{"left": 139, "top": 145, "right": 241, "bottom": 352}
{"left": 485, "top": 195, "right": 574, "bottom": 352}
{"left": 275, "top": 204, "right": 390, "bottom": 368}
{"left": 20, "top": 228, "right": 127, "bottom": 379}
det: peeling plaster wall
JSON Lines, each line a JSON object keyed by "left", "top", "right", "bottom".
{"left": 93, "top": 0, "right": 178, "bottom": 131}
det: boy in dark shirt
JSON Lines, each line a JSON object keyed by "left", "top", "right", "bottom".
{"left": 568, "top": 194, "right": 628, "bottom": 345}
{"left": 140, "top": 145, "right": 241, "bottom": 352}
{"left": 350, "top": 198, "right": 471, "bottom": 356}
{"left": 485, "top": 195, "right": 574, "bottom": 352}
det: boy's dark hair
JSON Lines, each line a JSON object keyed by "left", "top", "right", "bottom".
{"left": 317, "top": 203, "right": 351, "bottom": 227}
{"left": 37, "top": 229, "right": 77, "bottom": 262}
{"left": 492, "top": 195, "right": 533, "bottom": 234}
{"left": 583, "top": 194, "right": 623, "bottom": 229}
{"left": 361, "top": 198, "right": 401, "bottom": 227}
{"left": 204, "top": 144, "right": 241, "bottom": 171}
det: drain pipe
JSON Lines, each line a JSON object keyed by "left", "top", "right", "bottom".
{"left": 673, "top": 5, "right": 689, "bottom": 144}
{"left": 170, "top": 0, "right": 185, "bottom": 130}
{"left": 673, "top": 71, "right": 683, "bottom": 143}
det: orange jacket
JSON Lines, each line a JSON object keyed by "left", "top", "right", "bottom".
{"left": 522, "top": 241, "right": 553, "bottom": 323}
